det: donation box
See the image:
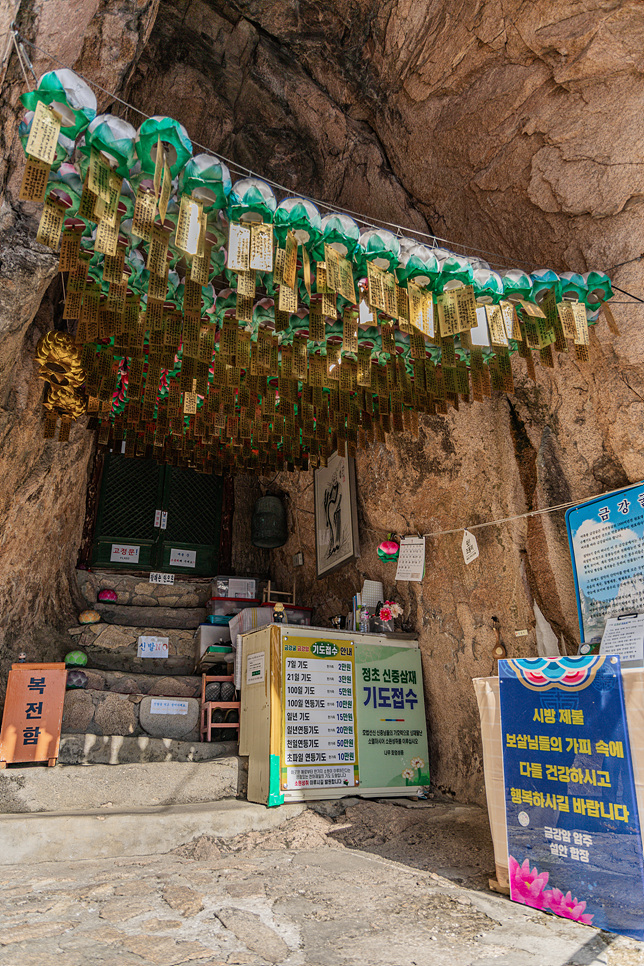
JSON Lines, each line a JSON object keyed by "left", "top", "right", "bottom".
{"left": 240, "top": 625, "right": 429, "bottom": 804}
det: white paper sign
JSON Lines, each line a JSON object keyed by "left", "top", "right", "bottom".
{"left": 395, "top": 537, "right": 426, "bottom": 582}
{"left": 149, "top": 572, "right": 174, "bottom": 585}
{"left": 600, "top": 615, "right": 644, "bottom": 664}
{"left": 154, "top": 509, "right": 162, "bottom": 527}
{"left": 169, "top": 548, "right": 196, "bottom": 568}
{"left": 149, "top": 698, "right": 188, "bottom": 715}
{"left": 137, "top": 635, "right": 169, "bottom": 658}
{"left": 246, "top": 651, "right": 266, "bottom": 685}
{"left": 110, "top": 543, "right": 140, "bottom": 563}
{"left": 160, "top": 511, "right": 168, "bottom": 530}
{"left": 462, "top": 529, "right": 479, "bottom": 565}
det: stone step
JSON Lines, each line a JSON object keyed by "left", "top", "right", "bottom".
{"left": 77, "top": 569, "right": 212, "bottom": 608}
{"left": 0, "top": 757, "right": 247, "bottom": 814}
{"left": 82, "top": 667, "right": 202, "bottom": 698}
{"left": 93, "top": 601, "right": 207, "bottom": 628}
{"left": 63, "top": 689, "right": 206, "bottom": 742}
{"left": 58, "top": 733, "right": 238, "bottom": 766}
{"left": 73, "top": 622, "right": 198, "bottom": 675}
{"left": 0, "top": 799, "right": 306, "bottom": 865}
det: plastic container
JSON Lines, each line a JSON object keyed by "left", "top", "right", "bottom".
{"left": 208, "top": 596, "right": 261, "bottom": 618}
{"left": 212, "top": 577, "right": 260, "bottom": 599}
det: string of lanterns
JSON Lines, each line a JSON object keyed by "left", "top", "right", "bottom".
{"left": 19, "top": 67, "right": 617, "bottom": 471}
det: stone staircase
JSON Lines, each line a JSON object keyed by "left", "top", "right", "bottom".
{"left": 62, "top": 569, "right": 237, "bottom": 756}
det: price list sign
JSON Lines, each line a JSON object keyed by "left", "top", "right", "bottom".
{"left": 281, "top": 635, "right": 358, "bottom": 791}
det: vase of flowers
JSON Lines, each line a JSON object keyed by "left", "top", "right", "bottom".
{"left": 372, "top": 600, "right": 403, "bottom": 633}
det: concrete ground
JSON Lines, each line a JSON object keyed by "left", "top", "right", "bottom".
{"left": 0, "top": 798, "right": 642, "bottom": 966}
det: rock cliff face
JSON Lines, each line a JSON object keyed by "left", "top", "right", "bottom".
{"left": 1, "top": 1, "right": 643, "bottom": 799}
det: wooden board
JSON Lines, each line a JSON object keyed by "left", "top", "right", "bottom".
{"left": 240, "top": 626, "right": 272, "bottom": 802}
{"left": 0, "top": 663, "right": 67, "bottom": 767}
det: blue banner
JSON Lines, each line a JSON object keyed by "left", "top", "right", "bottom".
{"left": 499, "top": 655, "right": 644, "bottom": 939}
{"left": 566, "top": 481, "right": 644, "bottom": 645}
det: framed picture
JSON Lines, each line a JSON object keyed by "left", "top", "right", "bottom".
{"left": 314, "top": 451, "right": 360, "bottom": 578}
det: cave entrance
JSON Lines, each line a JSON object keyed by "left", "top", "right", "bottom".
{"left": 90, "top": 453, "right": 224, "bottom": 576}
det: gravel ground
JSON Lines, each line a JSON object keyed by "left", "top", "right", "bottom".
{"left": 0, "top": 799, "right": 642, "bottom": 966}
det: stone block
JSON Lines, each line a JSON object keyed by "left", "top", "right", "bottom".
{"left": 81, "top": 669, "right": 201, "bottom": 698}
{"left": 57, "top": 734, "right": 238, "bottom": 765}
{"left": 62, "top": 690, "right": 95, "bottom": 733}
{"left": 94, "top": 602, "right": 207, "bottom": 628}
{"left": 93, "top": 692, "right": 139, "bottom": 736}
{"left": 139, "top": 695, "right": 200, "bottom": 740}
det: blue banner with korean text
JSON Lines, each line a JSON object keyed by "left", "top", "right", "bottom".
{"left": 566, "top": 481, "right": 644, "bottom": 645}
{"left": 499, "top": 655, "right": 644, "bottom": 939}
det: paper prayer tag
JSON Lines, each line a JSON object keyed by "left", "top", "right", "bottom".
{"left": 25, "top": 100, "right": 61, "bottom": 166}
{"left": 228, "top": 223, "right": 250, "bottom": 272}
{"left": 249, "top": 223, "right": 273, "bottom": 272}
{"left": 19, "top": 157, "right": 51, "bottom": 202}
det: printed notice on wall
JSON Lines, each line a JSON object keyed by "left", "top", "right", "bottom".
{"left": 281, "top": 636, "right": 358, "bottom": 790}
{"left": 600, "top": 615, "right": 644, "bottom": 665}
{"left": 566, "top": 483, "right": 644, "bottom": 644}
{"left": 149, "top": 699, "right": 188, "bottom": 715}
{"left": 169, "top": 548, "right": 196, "bottom": 568}
{"left": 395, "top": 537, "right": 426, "bottom": 582}
{"left": 246, "top": 652, "right": 266, "bottom": 685}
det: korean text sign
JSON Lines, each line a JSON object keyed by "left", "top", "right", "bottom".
{"left": 0, "top": 663, "right": 67, "bottom": 765}
{"left": 499, "top": 656, "right": 644, "bottom": 939}
{"left": 355, "top": 643, "right": 429, "bottom": 790}
{"left": 566, "top": 482, "right": 644, "bottom": 644}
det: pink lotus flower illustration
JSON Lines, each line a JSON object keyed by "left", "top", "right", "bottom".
{"left": 546, "top": 888, "right": 594, "bottom": 925}
{"left": 508, "top": 856, "right": 550, "bottom": 909}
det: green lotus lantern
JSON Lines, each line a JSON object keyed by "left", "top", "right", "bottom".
{"left": 500, "top": 268, "right": 534, "bottom": 302}
{"left": 559, "top": 271, "right": 588, "bottom": 303}
{"left": 180, "top": 153, "right": 232, "bottom": 209}
{"left": 582, "top": 271, "right": 613, "bottom": 307}
{"left": 357, "top": 228, "right": 400, "bottom": 272}
{"left": 530, "top": 268, "right": 561, "bottom": 303}
{"left": 83, "top": 114, "right": 137, "bottom": 178}
{"left": 472, "top": 268, "right": 504, "bottom": 304}
{"left": 396, "top": 239, "right": 439, "bottom": 286}
{"left": 21, "top": 69, "right": 97, "bottom": 138}
{"left": 313, "top": 212, "right": 360, "bottom": 260}
{"left": 135, "top": 116, "right": 192, "bottom": 179}
{"left": 274, "top": 197, "right": 322, "bottom": 248}
{"left": 19, "top": 112, "right": 74, "bottom": 169}
{"left": 227, "top": 177, "right": 277, "bottom": 224}
{"left": 434, "top": 250, "right": 474, "bottom": 292}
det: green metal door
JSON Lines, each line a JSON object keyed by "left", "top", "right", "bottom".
{"left": 91, "top": 455, "right": 224, "bottom": 576}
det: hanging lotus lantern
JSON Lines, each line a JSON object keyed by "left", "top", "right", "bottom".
{"left": 227, "top": 177, "right": 277, "bottom": 224}
{"left": 500, "top": 268, "right": 534, "bottom": 303}
{"left": 313, "top": 212, "right": 360, "bottom": 261}
{"left": 180, "top": 153, "right": 232, "bottom": 210}
{"left": 434, "top": 250, "right": 474, "bottom": 292}
{"left": 274, "top": 197, "right": 322, "bottom": 249}
{"left": 19, "top": 112, "right": 74, "bottom": 169}
{"left": 21, "top": 69, "right": 97, "bottom": 137}
{"left": 203, "top": 209, "right": 227, "bottom": 249}
{"left": 396, "top": 239, "right": 440, "bottom": 286}
{"left": 582, "top": 271, "right": 613, "bottom": 307}
{"left": 530, "top": 268, "right": 561, "bottom": 303}
{"left": 135, "top": 116, "right": 192, "bottom": 179}
{"left": 356, "top": 228, "right": 400, "bottom": 272}
{"left": 559, "top": 271, "right": 588, "bottom": 303}
{"left": 472, "top": 268, "right": 504, "bottom": 304}
{"left": 81, "top": 114, "right": 138, "bottom": 178}
{"left": 377, "top": 538, "right": 400, "bottom": 562}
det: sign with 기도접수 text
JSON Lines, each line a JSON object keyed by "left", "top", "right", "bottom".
{"left": 137, "top": 636, "right": 169, "bottom": 658}
{"left": 566, "top": 482, "right": 644, "bottom": 645}
{"left": 169, "top": 548, "right": 196, "bottom": 568}
{"left": 355, "top": 642, "right": 429, "bottom": 790}
{"left": 0, "top": 663, "right": 67, "bottom": 766}
{"left": 281, "top": 635, "right": 358, "bottom": 790}
{"left": 499, "top": 655, "right": 644, "bottom": 940}
{"left": 110, "top": 543, "right": 140, "bottom": 564}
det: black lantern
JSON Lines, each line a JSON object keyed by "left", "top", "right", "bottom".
{"left": 251, "top": 495, "right": 287, "bottom": 549}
